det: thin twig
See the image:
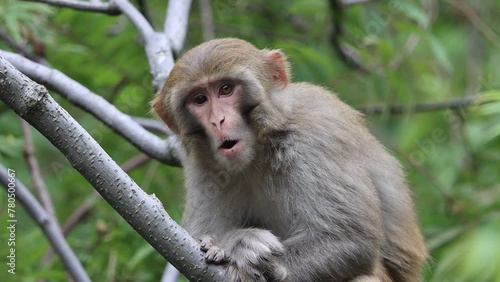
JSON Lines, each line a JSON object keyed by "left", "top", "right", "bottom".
{"left": 199, "top": 0, "right": 215, "bottom": 41}
{"left": 112, "top": 0, "right": 176, "bottom": 90}
{"left": 106, "top": 250, "right": 118, "bottom": 282}
{"left": 114, "top": 0, "right": 154, "bottom": 39}
{"left": 21, "top": 119, "right": 57, "bottom": 219}
{"left": 0, "top": 164, "right": 91, "bottom": 282}
{"left": 164, "top": 0, "right": 193, "bottom": 55}
{"left": 63, "top": 154, "right": 151, "bottom": 235}
{"left": 448, "top": 0, "right": 500, "bottom": 48}
{"left": 328, "top": 0, "right": 368, "bottom": 73}
{"left": 0, "top": 56, "right": 225, "bottom": 280}
{"left": 1, "top": 50, "right": 183, "bottom": 166}
{"left": 41, "top": 154, "right": 151, "bottom": 263}
{"left": 341, "top": 0, "right": 370, "bottom": 6}
{"left": 0, "top": 29, "right": 48, "bottom": 65}
{"left": 21, "top": 0, "right": 120, "bottom": 15}
{"left": 357, "top": 95, "right": 491, "bottom": 115}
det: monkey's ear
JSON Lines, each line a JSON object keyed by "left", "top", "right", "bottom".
{"left": 267, "top": 50, "right": 290, "bottom": 88}
{"left": 152, "top": 95, "right": 179, "bottom": 134}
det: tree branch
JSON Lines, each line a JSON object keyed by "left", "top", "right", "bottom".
{"left": 447, "top": 0, "right": 500, "bottom": 48}
{"left": 199, "top": 0, "right": 215, "bottom": 41}
{"left": 341, "top": 0, "right": 370, "bottom": 6}
{"left": 357, "top": 95, "right": 490, "bottom": 115}
{"left": 0, "top": 55, "right": 225, "bottom": 281}
{"left": 42, "top": 153, "right": 151, "bottom": 264}
{"left": 114, "top": 0, "right": 154, "bottom": 38}
{"left": 61, "top": 153, "right": 151, "bottom": 236}
{"left": 164, "top": 0, "right": 193, "bottom": 55}
{"left": 1, "top": 50, "right": 183, "bottom": 166}
{"left": 328, "top": 0, "right": 368, "bottom": 73}
{"left": 136, "top": 0, "right": 152, "bottom": 24}
{"left": 21, "top": 119, "right": 57, "bottom": 219}
{"left": 161, "top": 263, "right": 181, "bottom": 282}
{"left": 0, "top": 28, "right": 48, "bottom": 65}
{"left": 22, "top": 0, "right": 177, "bottom": 90}
{"left": 21, "top": 0, "right": 120, "bottom": 15}
{"left": 0, "top": 164, "right": 91, "bottom": 282}
{"left": 133, "top": 116, "right": 173, "bottom": 135}
{"left": 112, "top": 0, "right": 177, "bottom": 90}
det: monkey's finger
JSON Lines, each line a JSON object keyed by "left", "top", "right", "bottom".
{"left": 200, "top": 235, "right": 216, "bottom": 251}
{"left": 204, "top": 246, "right": 225, "bottom": 264}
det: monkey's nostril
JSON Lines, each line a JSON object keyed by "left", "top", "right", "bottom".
{"left": 220, "top": 140, "right": 238, "bottom": 149}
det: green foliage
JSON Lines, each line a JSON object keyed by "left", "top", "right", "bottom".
{"left": 432, "top": 222, "right": 500, "bottom": 282}
{"left": 1, "top": 0, "right": 500, "bottom": 281}
{"left": 0, "top": 0, "right": 54, "bottom": 42}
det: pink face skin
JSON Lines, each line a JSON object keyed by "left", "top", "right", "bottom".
{"left": 186, "top": 81, "right": 255, "bottom": 167}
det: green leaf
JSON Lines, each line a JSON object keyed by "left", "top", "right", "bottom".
{"left": 126, "top": 244, "right": 155, "bottom": 269}
{"left": 431, "top": 222, "right": 500, "bottom": 282}
{"left": 427, "top": 34, "right": 453, "bottom": 72}
{"left": 398, "top": 2, "right": 429, "bottom": 28}
{"left": 0, "top": 135, "right": 23, "bottom": 158}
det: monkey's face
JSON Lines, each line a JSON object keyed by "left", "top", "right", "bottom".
{"left": 153, "top": 38, "right": 290, "bottom": 171}
{"left": 184, "top": 79, "right": 257, "bottom": 171}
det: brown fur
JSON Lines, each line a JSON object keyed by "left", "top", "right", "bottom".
{"left": 153, "top": 38, "right": 427, "bottom": 282}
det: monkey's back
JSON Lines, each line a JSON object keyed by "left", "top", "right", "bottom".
{"left": 273, "top": 82, "right": 427, "bottom": 281}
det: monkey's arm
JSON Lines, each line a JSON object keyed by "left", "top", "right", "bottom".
{"left": 274, "top": 156, "right": 385, "bottom": 281}
{"left": 281, "top": 231, "right": 381, "bottom": 281}
{"left": 181, "top": 186, "right": 239, "bottom": 240}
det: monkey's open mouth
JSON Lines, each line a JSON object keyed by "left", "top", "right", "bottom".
{"left": 220, "top": 140, "right": 239, "bottom": 150}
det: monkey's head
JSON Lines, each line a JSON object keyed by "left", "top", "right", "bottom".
{"left": 153, "top": 38, "right": 290, "bottom": 171}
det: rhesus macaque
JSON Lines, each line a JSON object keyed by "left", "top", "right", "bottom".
{"left": 153, "top": 38, "right": 427, "bottom": 282}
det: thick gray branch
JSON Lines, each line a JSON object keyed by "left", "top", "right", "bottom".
{"left": 25, "top": 0, "right": 189, "bottom": 92}
{"left": 144, "top": 32, "right": 175, "bottom": 91}
{"left": 22, "top": 0, "right": 120, "bottom": 14}
{"left": 165, "top": 0, "right": 192, "bottom": 55}
{"left": 0, "top": 164, "right": 90, "bottom": 282}
{"left": 133, "top": 116, "right": 173, "bottom": 135}
{"left": 113, "top": 0, "right": 176, "bottom": 90}
{"left": 1, "top": 50, "right": 182, "bottom": 166}
{"left": 114, "top": 0, "right": 154, "bottom": 38}
{"left": 0, "top": 55, "right": 225, "bottom": 281}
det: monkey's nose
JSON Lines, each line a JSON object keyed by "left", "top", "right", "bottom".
{"left": 211, "top": 116, "right": 225, "bottom": 130}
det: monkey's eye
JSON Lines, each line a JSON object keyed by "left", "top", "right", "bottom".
{"left": 193, "top": 94, "right": 208, "bottom": 105}
{"left": 219, "top": 83, "right": 234, "bottom": 96}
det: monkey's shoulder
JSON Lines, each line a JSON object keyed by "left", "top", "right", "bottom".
{"left": 281, "top": 82, "right": 366, "bottom": 131}
{"left": 284, "top": 82, "right": 358, "bottom": 114}
{"left": 271, "top": 82, "right": 383, "bottom": 163}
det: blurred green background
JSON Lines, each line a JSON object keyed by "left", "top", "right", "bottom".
{"left": 1, "top": 0, "right": 499, "bottom": 281}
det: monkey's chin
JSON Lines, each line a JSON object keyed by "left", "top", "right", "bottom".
{"left": 215, "top": 141, "right": 254, "bottom": 172}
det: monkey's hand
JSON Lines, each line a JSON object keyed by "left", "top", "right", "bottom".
{"left": 222, "top": 228, "right": 288, "bottom": 282}
{"left": 200, "top": 235, "right": 226, "bottom": 264}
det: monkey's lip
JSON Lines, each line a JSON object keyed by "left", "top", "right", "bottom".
{"left": 219, "top": 139, "right": 239, "bottom": 150}
{"left": 218, "top": 139, "right": 242, "bottom": 157}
